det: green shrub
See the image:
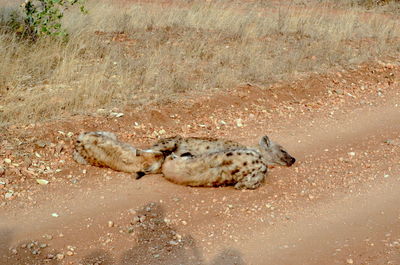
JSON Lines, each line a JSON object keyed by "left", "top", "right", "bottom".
{"left": 17, "top": 0, "right": 87, "bottom": 40}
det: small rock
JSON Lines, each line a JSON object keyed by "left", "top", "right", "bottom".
{"left": 346, "top": 258, "right": 353, "bottom": 264}
{"left": 35, "top": 140, "right": 49, "bottom": 148}
{"left": 56, "top": 253, "right": 64, "bottom": 260}
{"left": 43, "top": 234, "right": 53, "bottom": 240}
{"left": 385, "top": 139, "right": 400, "bottom": 146}
{"left": 51, "top": 213, "right": 59, "bottom": 218}
{"left": 66, "top": 251, "right": 74, "bottom": 256}
{"left": 0, "top": 167, "right": 5, "bottom": 176}
{"left": 168, "top": 240, "right": 179, "bottom": 246}
{"left": 36, "top": 179, "right": 49, "bottom": 185}
{"left": 110, "top": 112, "right": 124, "bottom": 118}
{"left": 108, "top": 221, "right": 114, "bottom": 228}
{"left": 96, "top": 108, "right": 108, "bottom": 115}
{"left": 236, "top": 119, "right": 243, "bottom": 127}
{"left": 4, "top": 158, "right": 11, "bottom": 164}
{"left": 131, "top": 216, "right": 140, "bottom": 224}
{"left": 4, "top": 191, "right": 14, "bottom": 199}
{"left": 348, "top": 152, "right": 356, "bottom": 156}
{"left": 334, "top": 89, "right": 344, "bottom": 95}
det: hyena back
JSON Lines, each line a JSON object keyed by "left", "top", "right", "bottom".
{"left": 162, "top": 149, "right": 268, "bottom": 189}
{"left": 151, "top": 136, "right": 243, "bottom": 156}
{"left": 73, "top": 132, "right": 164, "bottom": 175}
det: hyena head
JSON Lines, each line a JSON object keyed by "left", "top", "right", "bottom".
{"left": 258, "top": 136, "right": 296, "bottom": 167}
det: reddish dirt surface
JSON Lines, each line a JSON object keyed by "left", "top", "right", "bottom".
{"left": 1, "top": 61, "right": 400, "bottom": 265}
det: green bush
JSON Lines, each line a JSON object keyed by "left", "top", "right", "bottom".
{"left": 17, "top": 0, "right": 87, "bottom": 40}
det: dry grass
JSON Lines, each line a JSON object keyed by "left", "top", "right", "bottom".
{"left": 1, "top": 0, "right": 400, "bottom": 125}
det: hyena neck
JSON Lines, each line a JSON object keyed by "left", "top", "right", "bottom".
{"left": 255, "top": 147, "right": 276, "bottom": 166}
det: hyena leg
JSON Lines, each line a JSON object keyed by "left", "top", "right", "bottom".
{"left": 234, "top": 172, "right": 264, "bottom": 190}
{"left": 72, "top": 150, "right": 88, "bottom": 165}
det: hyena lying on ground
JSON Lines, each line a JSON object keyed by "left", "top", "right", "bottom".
{"left": 151, "top": 135, "right": 296, "bottom": 167}
{"left": 73, "top": 132, "right": 164, "bottom": 176}
{"left": 160, "top": 136, "right": 295, "bottom": 189}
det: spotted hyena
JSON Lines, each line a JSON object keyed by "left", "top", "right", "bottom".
{"left": 161, "top": 136, "right": 295, "bottom": 189}
{"left": 73, "top": 131, "right": 164, "bottom": 176}
{"left": 152, "top": 135, "right": 296, "bottom": 167}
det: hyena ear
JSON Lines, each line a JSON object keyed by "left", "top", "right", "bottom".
{"left": 259, "top": 136, "right": 271, "bottom": 148}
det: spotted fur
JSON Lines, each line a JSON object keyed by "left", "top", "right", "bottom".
{"left": 160, "top": 136, "right": 295, "bottom": 189}
{"left": 162, "top": 149, "right": 268, "bottom": 189}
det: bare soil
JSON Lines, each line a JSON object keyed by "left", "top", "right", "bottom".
{"left": 0, "top": 60, "right": 399, "bottom": 264}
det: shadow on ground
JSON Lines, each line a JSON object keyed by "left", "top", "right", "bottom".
{"left": 81, "top": 202, "right": 245, "bottom": 265}
{"left": 0, "top": 203, "right": 244, "bottom": 265}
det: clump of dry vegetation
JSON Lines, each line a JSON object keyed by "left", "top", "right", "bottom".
{"left": 1, "top": 0, "right": 399, "bottom": 125}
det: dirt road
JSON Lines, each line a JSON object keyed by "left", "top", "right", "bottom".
{"left": 1, "top": 63, "right": 399, "bottom": 264}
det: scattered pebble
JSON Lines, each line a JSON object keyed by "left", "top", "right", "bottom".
{"left": 36, "top": 179, "right": 49, "bottom": 185}
{"left": 169, "top": 240, "right": 179, "bottom": 246}
{"left": 35, "top": 140, "right": 48, "bottom": 148}
{"left": 43, "top": 234, "right": 53, "bottom": 240}
{"left": 385, "top": 139, "right": 400, "bottom": 146}
{"left": 5, "top": 191, "right": 14, "bottom": 199}
{"left": 110, "top": 112, "right": 124, "bottom": 118}
{"left": 236, "top": 119, "right": 243, "bottom": 127}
